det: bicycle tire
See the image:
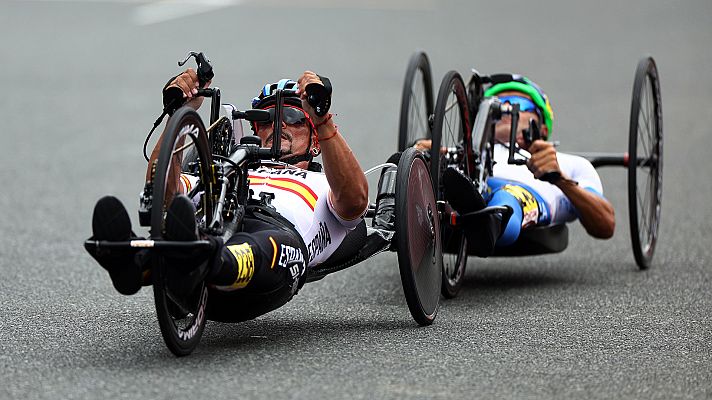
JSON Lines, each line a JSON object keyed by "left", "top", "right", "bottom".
{"left": 430, "top": 70, "right": 472, "bottom": 298}
{"left": 395, "top": 148, "right": 442, "bottom": 325}
{"left": 628, "top": 56, "right": 663, "bottom": 270}
{"left": 151, "top": 106, "right": 215, "bottom": 356}
{"left": 398, "top": 51, "right": 434, "bottom": 151}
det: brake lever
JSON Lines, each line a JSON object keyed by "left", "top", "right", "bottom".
{"left": 178, "top": 51, "right": 214, "bottom": 86}
{"left": 145, "top": 52, "right": 215, "bottom": 162}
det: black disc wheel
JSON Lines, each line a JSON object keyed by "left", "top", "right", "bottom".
{"left": 395, "top": 148, "right": 442, "bottom": 325}
{"left": 151, "top": 106, "right": 215, "bottom": 356}
{"left": 430, "top": 71, "right": 473, "bottom": 298}
{"left": 628, "top": 56, "right": 663, "bottom": 270}
{"left": 398, "top": 51, "right": 434, "bottom": 151}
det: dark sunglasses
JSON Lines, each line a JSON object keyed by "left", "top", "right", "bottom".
{"left": 264, "top": 106, "right": 309, "bottom": 126}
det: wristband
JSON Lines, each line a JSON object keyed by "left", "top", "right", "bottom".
{"left": 315, "top": 113, "right": 334, "bottom": 129}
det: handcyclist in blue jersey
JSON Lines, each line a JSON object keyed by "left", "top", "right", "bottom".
{"left": 419, "top": 75, "right": 615, "bottom": 256}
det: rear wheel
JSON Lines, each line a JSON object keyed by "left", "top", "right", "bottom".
{"left": 151, "top": 106, "right": 215, "bottom": 356}
{"left": 628, "top": 57, "right": 663, "bottom": 270}
{"left": 430, "top": 71, "right": 472, "bottom": 298}
{"left": 398, "top": 51, "right": 434, "bottom": 151}
{"left": 395, "top": 148, "right": 442, "bottom": 325}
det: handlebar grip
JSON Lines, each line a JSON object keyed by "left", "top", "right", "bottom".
{"left": 539, "top": 171, "right": 561, "bottom": 183}
{"left": 162, "top": 86, "right": 186, "bottom": 114}
{"left": 195, "top": 88, "right": 214, "bottom": 97}
{"left": 306, "top": 75, "right": 332, "bottom": 117}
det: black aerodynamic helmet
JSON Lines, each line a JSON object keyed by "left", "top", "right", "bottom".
{"left": 252, "top": 79, "right": 304, "bottom": 109}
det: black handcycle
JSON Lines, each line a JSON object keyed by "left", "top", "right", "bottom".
{"left": 85, "top": 52, "right": 443, "bottom": 356}
{"left": 399, "top": 51, "right": 663, "bottom": 298}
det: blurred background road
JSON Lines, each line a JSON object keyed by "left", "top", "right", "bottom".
{"left": 0, "top": 0, "right": 710, "bottom": 398}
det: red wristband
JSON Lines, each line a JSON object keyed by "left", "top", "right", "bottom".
{"left": 315, "top": 113, "right": 333, "bottom": 129}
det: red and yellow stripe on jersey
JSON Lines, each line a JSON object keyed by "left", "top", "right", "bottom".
{"left": 248, "top": 174, "right": 319, "bottom": 211}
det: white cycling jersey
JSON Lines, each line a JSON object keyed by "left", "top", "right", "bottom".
{"left": 491, "top": 144, "right": 604, "bottom": 225}
{"left": 181, "top": 166, "right": 363, "bottom": 268}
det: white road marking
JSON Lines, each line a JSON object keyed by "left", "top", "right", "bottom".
{"left": 13, "top": 0, "right": 434, "bottom": 25}
{"left": 133, "top": 0, "right": 243, "bottom": 25}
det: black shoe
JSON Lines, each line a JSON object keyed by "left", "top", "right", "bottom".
{"left": 163, "top": 195, "right": 211, "bottom": 296}
{"left": 165, "top": 195, "right": 198, "bottom": 242}
{"left": 442, "top": 167, "right": 486, "bottom": 214}
{"left": 91, "top": 196, "right": 142, "bottom": 295}
{"left": 466, "top": 213, "right": 503, "bottom": 257}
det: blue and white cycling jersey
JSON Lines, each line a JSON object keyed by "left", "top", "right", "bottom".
{"left": 490, "top": 144, "right": 604, "bottom": 226}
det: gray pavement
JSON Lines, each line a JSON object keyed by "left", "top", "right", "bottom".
{"left": 0, "top": 0, "right": 710, "bottom": 399}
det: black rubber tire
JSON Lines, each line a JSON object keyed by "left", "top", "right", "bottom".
{"left": 151, "top": 106, "right": 215, "bottom": 356}
{"left": 628, "top": 56, "right": 663, "bottom": 270}
{"left": 430, "top": 70, "right": 472, "bottom": 298}
{"left": 395, "top": 148, "right": 442, "bottom": 325}
{"left": 398, "top": 51, "right": 434, "bottom": 151}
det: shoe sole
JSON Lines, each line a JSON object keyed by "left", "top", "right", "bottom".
{"left": 92, "top": 196, "right": 142, "bottom": 295}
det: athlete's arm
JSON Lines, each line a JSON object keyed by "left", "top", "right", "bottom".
{"left": 297, "top": 71, "right": 368, "bottom": 221}
{"left": 146, "top": 69, "right": 211, "bottom": 198}
{"left": 527, "top": 140, "right": 615, "bottom": 239}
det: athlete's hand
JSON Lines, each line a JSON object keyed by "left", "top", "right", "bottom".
{"left": 296, "top": 71, "right": 328, "bottom": 125}
{"left": 527, "top": 140, "right": 562, "bottom": 180}
{"left": 164, "top": 68, "right": 211, "bottom": 111}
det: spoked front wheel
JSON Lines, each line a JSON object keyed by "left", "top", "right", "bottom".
{"left": 395, "top": 148, "right": 442, "bottom": 325}
{"left": 398, "top": 51, "right": 434, "bottom": 151}
{"left": 151, "top": 106, "right": 216, "bottom": 356}
{"left": 628, "top": 56, "right": 663, "bottom": 270}
{"left": 430, "top": 70, "right": 473, "bottom": 298}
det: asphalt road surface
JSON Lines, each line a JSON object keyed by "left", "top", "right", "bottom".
{"left": 1, "top": 1, "right": 710, "bottom": 399}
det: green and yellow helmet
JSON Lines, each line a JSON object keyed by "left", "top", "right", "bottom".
{"left": 484, "top": 74, "right": 554, "bottom": 136}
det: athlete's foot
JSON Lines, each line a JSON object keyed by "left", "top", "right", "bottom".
{"left": 91, "top": 196, "right": 143, "bottom": 295}
{"left": 163, "top": 195, "right": 215, "bottom": 296}
{"left": 467, "top": 214, "right": 503, "bottom": 257}
{"left": 442, "top": 168, "right": 507, "bottom": 257}
{"left": 442, "top": 167, "right": 486, "bottom": 214}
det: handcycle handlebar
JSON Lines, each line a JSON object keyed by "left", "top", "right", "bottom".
{"left": 506, "top": 103, "right": 525, "bottom": 165}
{"left": 226, "top": 145, "right": 274, "bottom": 168}
{"left": 495, "top": 100, "right": 562, "bottom": 184}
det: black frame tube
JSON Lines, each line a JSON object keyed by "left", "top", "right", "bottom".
{"left": 507, "top": 103, "right": 527, "bottom": 165}
{"left": 272, "top": 89, "right": 283, "bottom": 160}
{"left": 210, "top": 88, "right": 221, "bottom": 125}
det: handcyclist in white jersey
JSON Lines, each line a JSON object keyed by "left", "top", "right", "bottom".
{"left": 90, "top": 69, "right": 368, "bottom": 320}
{"left": 418, "top": 75, "right": 615, "bottom": 256}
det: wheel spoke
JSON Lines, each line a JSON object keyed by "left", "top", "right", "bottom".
{"left": 646, "top": 78, "right": 658, "bottom": 159}
{"left": 643, "top": 77, "right": 656, "bottom": 156}
{"left": 639, "top": 81, "right": 653, "bottom": 141}
{"left": 637, "top": 167, "right": 653, "bottom": 243}
{"left": 407, "top": 71, "right": 429, "bottom": 143}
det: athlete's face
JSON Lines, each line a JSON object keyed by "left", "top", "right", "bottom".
{"left": 494, "top": 90, "right": 548, "bottom": 149}
{"left": 255, "top": 106, "right": 313, "bottom": 169}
